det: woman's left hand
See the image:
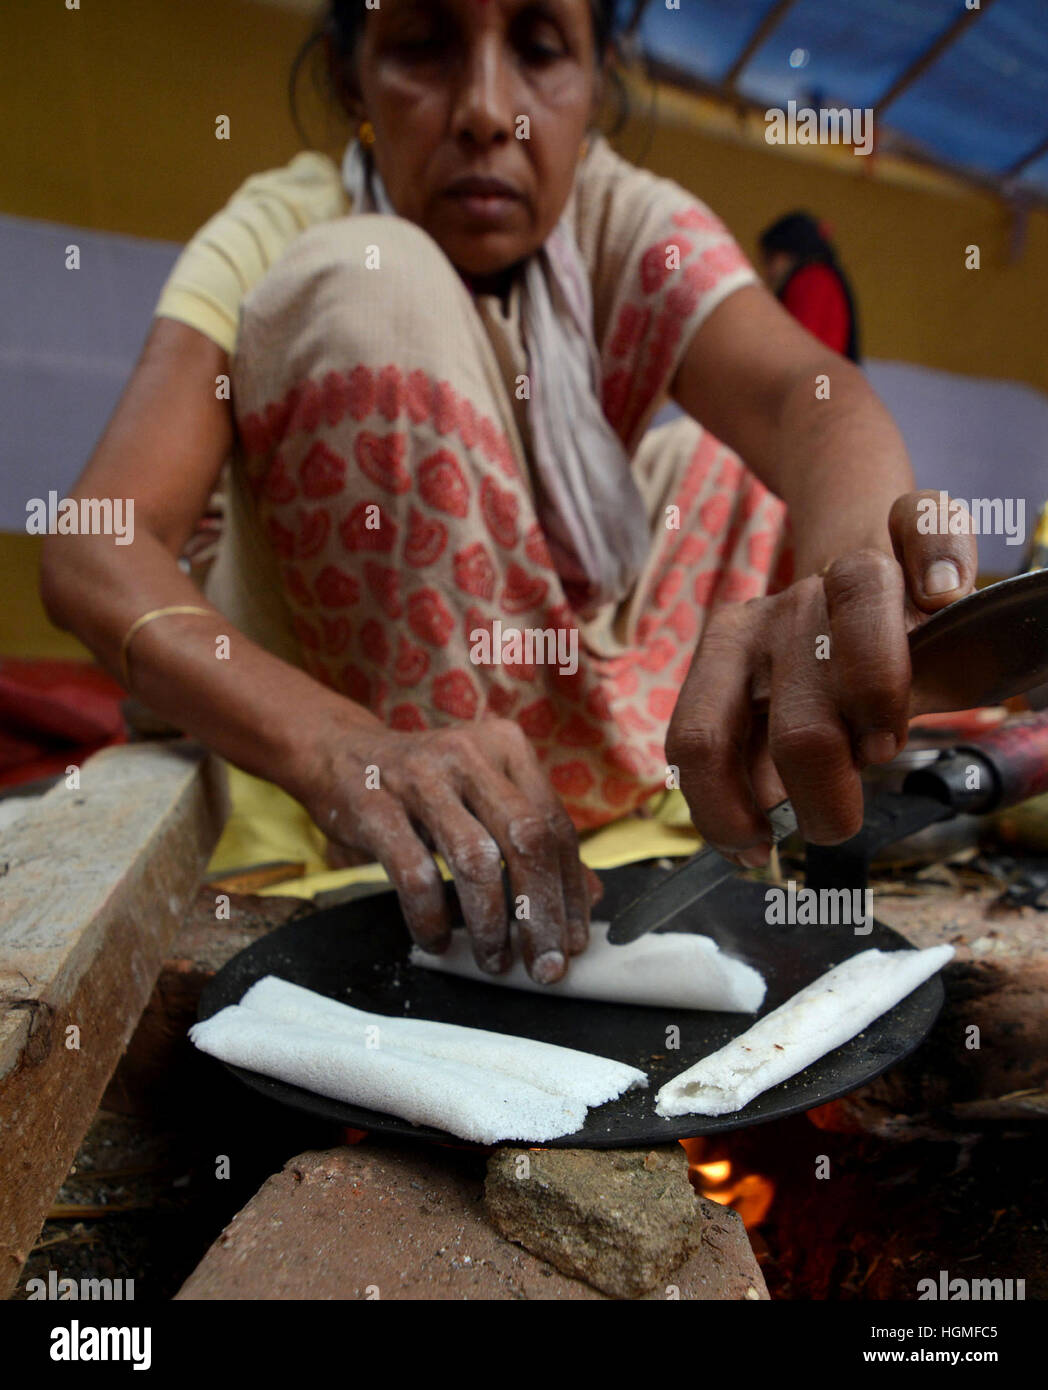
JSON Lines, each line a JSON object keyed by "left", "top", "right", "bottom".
{"left": 666, "top": 490, "right": 979, "bottom": 859}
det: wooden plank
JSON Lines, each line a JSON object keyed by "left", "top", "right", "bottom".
{"left": 0, "top": 741, "right": 228, "bottom": 1296}
{"left": 101, "top": 886, "right": 311, "bottom": 1116}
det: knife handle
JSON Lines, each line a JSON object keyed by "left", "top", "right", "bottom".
{"left": 906, "top": 710, "right": 1048, "bottom": 813}
{"left": 765, "top": 799, "right": 799, "bottom": 844}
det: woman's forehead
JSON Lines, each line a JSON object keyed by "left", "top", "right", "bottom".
{"left": 365, "top": 0, "right": 596, "bottom": 49}
{"left": 379, "top": 0, "right": 585, "bottom": 17}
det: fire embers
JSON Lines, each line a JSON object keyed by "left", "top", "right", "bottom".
{"left": 681, "top": 1137, "right": 775, "bottom": 1230}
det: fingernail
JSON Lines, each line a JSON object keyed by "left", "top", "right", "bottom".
{"left": 479, "top": 949, "right": 511, "bottom": 975}
{"left": 532, "top": 950, "right": 565, "bottom": 984}
{"left": 738, "top": 844, "right": 770, "bottom": 869}
{"left": 861, "top": 731, "right": 897, "bottom": 765}
{"left": 924, "top": 560, "right": 961, "bottom": 596}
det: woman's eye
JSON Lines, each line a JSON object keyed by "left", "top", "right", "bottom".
{"left": 389, "top": 26, "right": 563, "bottom": 65}
{"left": 524, "top": 41, "right": 564, "bottom": 63}
{"left": 394, "top": 35, "right": 442, "bottom": 57}
{"left": 517, "top": 20, "right": 566, "bottom": 64}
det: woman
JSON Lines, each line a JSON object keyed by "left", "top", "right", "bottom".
{"left": 759, "top": 210, "right": 861, "bottom": 362}
{"left": 41, "top": 0, "right": 975, "bottom": 985}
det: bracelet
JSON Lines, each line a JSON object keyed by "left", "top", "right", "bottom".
{"left": 119, "top": 605, "right": 212, "bottom": 687}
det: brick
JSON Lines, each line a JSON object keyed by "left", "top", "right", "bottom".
{"left": 485, "top": 1144, "right": 765, "bottom": 1299}
{"left": 175, "top": 1143, "right": 768, "bottom": 1301}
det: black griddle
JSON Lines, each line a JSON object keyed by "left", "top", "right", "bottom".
{"left": 197, "top": 861, "right": 944, "bottom": 1146}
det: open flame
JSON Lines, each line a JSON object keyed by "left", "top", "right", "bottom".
{"left": 341, "top": 1130, "right": 773, "bottom": 1231}
{"left": 680, "top": 1139, "right": 774, "bottom": 1229}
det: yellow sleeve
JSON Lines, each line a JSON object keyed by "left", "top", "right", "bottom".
{"left": 153, "top": 150, "right": 350, "bottom": 356}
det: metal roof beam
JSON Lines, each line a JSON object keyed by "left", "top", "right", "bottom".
{"left": 722, "top": 0, "right": 801, "bottom": 91}
{"left": 639, "top": 54, "right": 1048, "bottom": 211}
{"left": 874, "top": 0, "right": 999, "bottom": 114}
{"left": 1007, "top": 132, "right": 1048, "bottom": 179}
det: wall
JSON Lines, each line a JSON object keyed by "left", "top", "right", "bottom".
{"left": 6, "top": 1, "right": 1044, "bottom": 385}
{"left": 3, "top": 0, "right": 1045, "bottom": 656}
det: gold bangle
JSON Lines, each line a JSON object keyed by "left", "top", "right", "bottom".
{"left": 119, "top": 605, "right": 212, "bottom": 687}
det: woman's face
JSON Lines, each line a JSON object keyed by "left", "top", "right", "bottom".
{"left": 349, "top": 0, "right": 604, "bottom": 277}
{"left": 761, "top": 249, "right": 796, "bottom": 292}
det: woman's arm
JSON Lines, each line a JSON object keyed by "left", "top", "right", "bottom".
{"left": 40, "top": 318, "right": 371, "bottom": 786}
{"left": 670, "top": 282, "right": 912, "bottom": 576}
{"left": 40, "top": 318, "right": 590, "bottom": 982}
{"left": 664, "top": 282, "right": 977, "bottom": 853}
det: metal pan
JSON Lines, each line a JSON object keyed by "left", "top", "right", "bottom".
{"left": 198, "top": 861, "right": 944, "bottom": 1146}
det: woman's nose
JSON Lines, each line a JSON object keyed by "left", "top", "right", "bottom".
{"left": 449, "top": 38, "right": 516, "bottom": 146}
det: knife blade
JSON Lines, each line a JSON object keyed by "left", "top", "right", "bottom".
{"left": 607, "top": 799, "right": 798, "bottom": 944}
{"left": 606, "top": 569, "right": 1048, "bottom": 946}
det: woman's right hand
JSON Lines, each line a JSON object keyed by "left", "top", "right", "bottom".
{"left": 36, "top": 317, "right": 596, "bottom": 984}
{"left": 298, "top": 716, "right": 594, "bottom": 983}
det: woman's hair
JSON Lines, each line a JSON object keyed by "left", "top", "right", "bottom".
{"left": 758, "top": 210, "right": 837, "bottom": 265}
{"left": 289, "top": 1, "right": 652, "bottom": 148}
{"left": 758, "top": 210, "right": 861, "bottom": 364}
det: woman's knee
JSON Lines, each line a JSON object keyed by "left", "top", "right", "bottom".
{"left": 236, "top": 213, "right": 470, "bottom": 376}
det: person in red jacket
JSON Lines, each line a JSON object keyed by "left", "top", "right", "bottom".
{"left": 759, "top": 211, "right": 861, "bottom": 363}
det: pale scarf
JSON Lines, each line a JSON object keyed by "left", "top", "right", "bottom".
{"left": 341, "top": 139, "right": 650, "bottom": 612}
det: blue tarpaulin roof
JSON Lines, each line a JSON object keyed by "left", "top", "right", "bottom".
{"left": 634, "top": 0, "right": 1047, "bottom": 199}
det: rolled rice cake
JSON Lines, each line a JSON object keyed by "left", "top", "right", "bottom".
{"left": 190, "top": 974, "right": 647, "bottom": 1144}
{"left": 411, "top": 921, "right": 766, "bottom": 1013}
{"left": 656, "top": 945, "right": 953, "bottom": 1118}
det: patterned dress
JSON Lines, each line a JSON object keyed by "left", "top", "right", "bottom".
{"left": 155, "top": 134, "right": 792, "bottom": 831}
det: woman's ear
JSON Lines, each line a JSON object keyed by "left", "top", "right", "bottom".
{"left": 590, "top": 55, "right": 608, "bottom": 124}
{"left": 323, "top": 30, "right": 361, "bottom": 117}
{"left": 592, "top": 25, "right": 623, "bottom": 122}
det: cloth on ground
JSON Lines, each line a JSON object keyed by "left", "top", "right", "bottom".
{"left": 655, "top": 945, "right": 953, "bottom": 1118}
{"left": 410, "top": 920, "right": 766, "bottom": 1013}
{"left": 189, "top": 974, "right": 647, "bottom": 1144}
{"left": 204, "top": 765, "right": 705, "bottom": 901}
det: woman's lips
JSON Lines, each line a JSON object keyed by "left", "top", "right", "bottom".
{"left": 442, "top": 177, "right": 522, "bottom": 225}
{"left": 445, "top": 191, "right": 519, "bottom": 223}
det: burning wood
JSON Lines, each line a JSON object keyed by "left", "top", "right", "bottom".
{"left": 680, "top": 1139, "right": 775, "bottom": 1230}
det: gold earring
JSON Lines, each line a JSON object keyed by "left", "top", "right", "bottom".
{"left": 358, "top": 119, "right": 375, "bottom": 147}
{"left": 579, "top": 134, "right": 591, "bottom": 159}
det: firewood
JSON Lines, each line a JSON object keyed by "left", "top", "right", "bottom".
{"left": 0, "top": 742, "right": 227, "bottom": 1297}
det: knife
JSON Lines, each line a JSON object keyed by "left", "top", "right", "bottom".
{"left": 607, "top": 799, "right": 801, "bottom": 943}
{"left": 607, "top": 570, "right": 1048, "bottom": 945}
